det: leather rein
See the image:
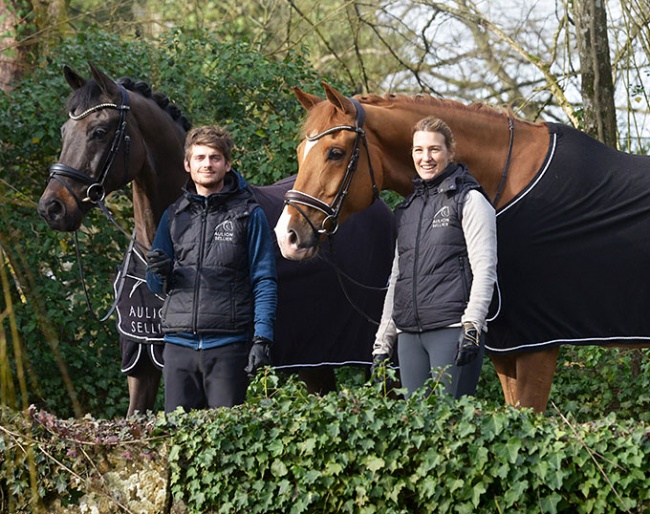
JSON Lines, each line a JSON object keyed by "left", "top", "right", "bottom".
{"left": 47, "top": 85, "right": 140, "bottom": 321}
{"left": 492, "top": 117, "right": 515, "bottom": 208}
{"left": 282, "top": 97, "right": 385, "bottom": 323}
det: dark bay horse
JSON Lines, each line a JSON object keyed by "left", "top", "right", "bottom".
{"left": 275, "top": 82, "right": 650, "bottom": 413}
{"left": 37, "top": 65, "right": 395, "bottom": 416}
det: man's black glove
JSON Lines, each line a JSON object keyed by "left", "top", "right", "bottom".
{"left": 370, "top": 353, "right": 390, "bottom": 376}
{"left": 454, "top": 322, "right": 481, "bottom": 367}
{"left": 146, "top": 249, "right": 172, "bottom": 276}
{"left": 245, "top": 336, "right": 272, "bottom": 377}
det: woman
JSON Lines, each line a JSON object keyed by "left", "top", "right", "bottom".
{"left": 372, "top": 116, "right": 497, "bottom": 398}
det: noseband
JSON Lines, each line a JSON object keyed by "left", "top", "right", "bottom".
{"left": 48, "top": 85, "right": 131, "bottom": 207}
{"left": 283, "top": 97, "right": 379, "bottom": 236}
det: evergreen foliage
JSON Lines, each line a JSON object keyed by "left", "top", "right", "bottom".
{"left": 1, "top": 372, "right": 649, "bottom": 513}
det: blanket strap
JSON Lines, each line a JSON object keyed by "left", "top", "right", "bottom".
{"left": 492, "top": 117, "right": 515, "bottom": 208}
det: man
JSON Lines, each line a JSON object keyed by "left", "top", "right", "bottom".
{"left": 146, "top": 125, "right": 277, "bottom": 412}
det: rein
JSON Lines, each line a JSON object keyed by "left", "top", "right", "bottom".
{"left": 283, "top": 97, "right": 387, "bottom": 322}
{"left": 48, "top": 85, "right": 147, "bottom": 320}
{"left": 492, "top": 117, "right": 515, "bottom": 208}
{"left": 326, "top": 235, "right": 387, "bottom": 325}
{"left": 283, "top": 97, "right": 379, "bottom": 236}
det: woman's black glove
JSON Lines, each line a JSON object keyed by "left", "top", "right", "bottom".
{"left": 146, "top": 249, "right": 172, "bottom": 276}
{"left": 370, "top": 353, "right": 390, "bottom": 376}
{"left": 245, "top": 336, "right": 272, "bottom": 377}
{"left": 454, "top": 322, "right": 481, "bottom": 367}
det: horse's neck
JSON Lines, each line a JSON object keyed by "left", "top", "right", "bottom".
{"left": 365, "top": 100, "right": 550, "bottom": 208}
{"left": 130, "top": 97, "right": 187, "bottom": 247}
{"left": 451, "top": 114, "right": 550, "bottom": 208}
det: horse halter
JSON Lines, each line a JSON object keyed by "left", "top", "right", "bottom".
{"left": 283, "top": 97, "right": 379, "bottom": 236}
{"left": 48, "top": 85, "right": 131, "bottom": 207}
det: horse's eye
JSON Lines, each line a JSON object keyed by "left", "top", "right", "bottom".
{"left": 327, "top": 148, "right": 346, "bottom": 161}
{"left": 91, "top": 127, "right": 108, "bottom": 139}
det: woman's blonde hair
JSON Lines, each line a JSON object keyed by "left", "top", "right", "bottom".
{"left": 412, "top": 116, "right": 456, "bottom": 152}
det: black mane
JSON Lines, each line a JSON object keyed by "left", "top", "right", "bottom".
{"left": 66, "top": 76, "right": 191, "bottom": 131}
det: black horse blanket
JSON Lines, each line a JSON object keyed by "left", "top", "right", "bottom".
{"left": 117, "top": 175, "right": 396, "bottom": 370}
{"left": 486, "top": 123, "right": 650, "bottom": 354}
{"left": 114, "top": 240, "right": 165, "bottom": 373}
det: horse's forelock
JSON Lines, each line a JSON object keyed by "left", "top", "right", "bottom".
{"left": 300, "top": 101, "right": 350, "bottom": 139}
{"left": 66, "top": 79, "right": 103, "bottom": 114}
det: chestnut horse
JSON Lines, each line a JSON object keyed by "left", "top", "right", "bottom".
{"left": 37, "top": 66, "right": 395, "bottom": 416}
{"left": 275, "top": 83, "right": 650, "bottom": 413}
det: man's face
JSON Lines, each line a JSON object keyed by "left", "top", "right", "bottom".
{"left": 184, "top": 144, "right": 231, "bottom": 195}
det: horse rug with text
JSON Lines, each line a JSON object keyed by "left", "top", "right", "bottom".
{"left": 114, "top": 241, "right": 164, "bottom": 373}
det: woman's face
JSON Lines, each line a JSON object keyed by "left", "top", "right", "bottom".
{"left": 411, "top": 130, "right": 454, "bottom": 180}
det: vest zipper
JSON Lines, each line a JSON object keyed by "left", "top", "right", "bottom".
{"left": 193, "top": 202, "right": 209, "bottom": 333}
{"left": 459, "top": 255, "right": 469, "bottom": 299}
{"left": 412, "top": 191, "right": 428, "bottom": 332}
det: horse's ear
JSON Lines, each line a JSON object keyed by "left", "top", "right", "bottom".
{"left": 88, "top": 61, "right": 121, "bottom": 97}
{"left": 63, "top": 65, "right": 86, "bottom": 90}
{"left": 322, "top": 82, "right": 356, "bottom": 117}
{"left": 293, "top": 87, "right": 323, "bottom": 111}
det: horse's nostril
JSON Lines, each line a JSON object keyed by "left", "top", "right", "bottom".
{"left": 39, "top": 198, "right": 65, "bottom": 221}
{"left": 288, "top": 229, "right": 298, "bottom": 246}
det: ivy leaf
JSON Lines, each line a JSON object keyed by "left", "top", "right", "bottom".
{"left": 271, "top": 459, "right": 288, "bottom": 477}
{"left": 364, "top": 456, "right": 385, "bottom": 472}
{"left": 505, "top": 437, "right": 522, "bottom": 463}
{"left": 325, "top": 462, "right": 343, "bottom": 476}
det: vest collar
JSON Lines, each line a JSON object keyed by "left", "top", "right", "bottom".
{"left": 413, "top": 162, "right": 462, "bottom": 194}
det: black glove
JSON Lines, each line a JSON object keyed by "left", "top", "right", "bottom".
{"left": 146, "top": 248, "right": 172, "bottom": 276}
{"left": 454, "top": 322, "right": 481, "bottom": 367}
{"left": 245, "top": 336, "right": 272, "bottom": 377}
{"left": 370, "top": 353, "right": 390, "bottom": 376}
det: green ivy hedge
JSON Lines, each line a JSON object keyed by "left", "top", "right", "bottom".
{"left": 3, "top": 370, "right": 647, "bottom": 513}
{"left": 164, "top": 371, "right": 650, "bottom": 513}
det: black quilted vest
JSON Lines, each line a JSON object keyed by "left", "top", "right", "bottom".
{"left": 393, "top": 163, "right": 481, "bottom": 332}
{"left": 161, "top": 176, "right": 258, "bottom": 334}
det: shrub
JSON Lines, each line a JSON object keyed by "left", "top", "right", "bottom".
{"left": 163, "top": 370, "right": 650, "bottom": 513}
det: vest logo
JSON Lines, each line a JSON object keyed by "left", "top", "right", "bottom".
{"left": 214, "top": 220, "right": 235, "bottom": 242}
{"left": 431, "top": 206, "right": 450, "bottom": 228}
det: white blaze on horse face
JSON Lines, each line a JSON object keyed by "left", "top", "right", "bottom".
{"left": 274, "top": 135, "right": 320, "bottom": 260}
{"left": 274, "top": 209, "right": 316, "bottom": 260}
{"left": 302, "top": 138, "right": 318, "bottom": 163}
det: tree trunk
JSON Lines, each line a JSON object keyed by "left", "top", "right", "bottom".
{"left": 0, "top": 1, "right": 26, "bottom": 92}
{"left": 572, "top": 0, "right": 618, "bottom": 148}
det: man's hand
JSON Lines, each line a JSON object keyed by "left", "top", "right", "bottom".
{"left": 454, "top": 322, "right": 481, "bottom": 367}
{"left": 146, "top": 249, "right": 172, "bottom": 276}
{"left": 245, "top": 336, "right": 272, "bottom": 377}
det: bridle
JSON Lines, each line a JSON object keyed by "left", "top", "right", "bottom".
{"left": 283, "top": 97, "right": 379, "bottom": 236}
{"left": 283, "top": 97, "right": 386, "bottom": 324}
{"left": 48, "top": 85, "right": 131, "bottom": 207}
{"left": 46, "top": 84, "right": 138, "bottom": 321}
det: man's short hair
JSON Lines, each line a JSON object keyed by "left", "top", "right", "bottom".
{"left": 184, "top": 125, "right": 234, "bottom": 162}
